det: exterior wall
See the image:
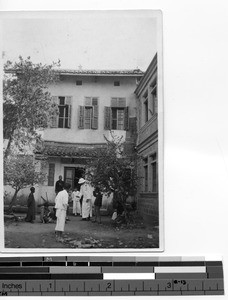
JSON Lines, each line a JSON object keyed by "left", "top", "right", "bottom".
{"left": 137, "top": 193, "right": 158, "bottom": 225}
{"left": 36, "top": 74, "right": 138, "bottom": 209}
{"left": 135, "top": 54, "right": 159, "bottom": 225}
{"left": 4, "top": 72, "right": 139, "bottom": 214}
{"left": 37, "top": 157, "right": 113, "bottom": 209}
{"left": 44, "top": 75, "right": 137, "bottom": 144}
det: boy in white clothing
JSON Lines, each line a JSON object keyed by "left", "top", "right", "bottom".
{"left": 72, "top": 187, "right": 82, "bottom": 216}
{"left": 55, "top": 182, "right": 71, "bottom": 242}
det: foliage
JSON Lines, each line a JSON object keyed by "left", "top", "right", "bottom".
{"left": 4, "top": 154, "right": 47, "bottom": 212}
{"left": 87, "top": 132, "right": 138, "bottom": 222}
{"left": 3, "top": 56, "right": 60, "bottom": 157}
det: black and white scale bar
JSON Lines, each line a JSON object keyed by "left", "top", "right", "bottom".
{"left": 0, "top": 256, "right": 224, "bottom": 296}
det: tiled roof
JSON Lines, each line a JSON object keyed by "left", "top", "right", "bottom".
{"left": 5, "top": 68, "right": 144, "bottom": 77}
{"left": 36, "top": 141, "right": 107, "bottom": 158}
{"left": 55, "top": 69, "right": 144, "bottom": 76}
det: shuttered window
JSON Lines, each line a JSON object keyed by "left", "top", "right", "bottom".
{"left": 78, "top": 97, "right": 99, "bottom": 129}
{"left": 104, "top": 98, "right": 129, "bottom": 130}
{"left": 48, "top": 163, "right": 55, "bottom": 186}
{"left": 50, "top": 96, "right": 72, "bottom": 129}
{"left": 150, "top": 80, "right": 157, "bottom": 116}
{"left": 143, "top": 157, "right": 148, "bottom": 192}
{"left": 151, "top": 153, "right": 157, "bottom": 192}
{"left": 111, "top": 97, "right": 126, "bottom": 107}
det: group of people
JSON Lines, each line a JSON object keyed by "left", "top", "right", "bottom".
{"left": 24, "top": 175, "right": 103, "bottom": 243}
{"left": 54, "top": 175, "right": 103, "bottom": 242}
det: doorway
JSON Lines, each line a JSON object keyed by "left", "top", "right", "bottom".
{"left": 64, "top": 167, "right": 85, "bottom": 190}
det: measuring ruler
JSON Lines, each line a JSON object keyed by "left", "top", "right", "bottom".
{"left": 0, "top": 256, "right": 224, "bottom": 296}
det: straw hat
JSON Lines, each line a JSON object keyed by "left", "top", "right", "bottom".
{"left": 78, "top": 178, "right": 86, "bottom": 184}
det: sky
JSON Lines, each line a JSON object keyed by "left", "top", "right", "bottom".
{"left": 1, "top": 10, "right": 160, "bottom": 71}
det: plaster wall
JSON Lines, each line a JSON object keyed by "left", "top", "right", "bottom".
{"left": 44, "top": 75, "right": 138, "bottom": 144}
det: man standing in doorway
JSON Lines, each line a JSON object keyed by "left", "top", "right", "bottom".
{"left": 55, "top": 175, "right": 64, "bottom": 195}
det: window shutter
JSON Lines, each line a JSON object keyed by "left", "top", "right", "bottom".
{"left": 65, "top": 96, "right": 72, "bottom": 105}
{"left": 124, "top": 107, "right": 129, "bottom": 131}
{"left": 67, "top": 104, "right": 72, "bottom": 128}
{"left": 118, "top": 98, "right": 126, "bottom": 107}
{"left": 92, "top": 105, "right": 99, "bottom": 129}
{"left": 111, "top": 97, "right": 126, "bottom": 107}
{"left": 85, "top": 97, "right": 92, "bottom": 106}
{"left": 111, "top": 98, "right": 118, "bottom": 107}
{"left": 92, "top": 97, "right": 98, "bottom": 106}
{"left": 78, "top": 106, "right": 85, "bottom": 129}
{"left": 50, "top": 96, "right": 59, "bottom": 128}
{"left": 65, "top": 96, "right": 72, "bottom": 128}
{"left": 104, "top": 106, "right": 111, "bottom": 130}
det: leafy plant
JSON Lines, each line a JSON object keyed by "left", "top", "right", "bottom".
{"left": 3, "top": 56, "right": 60, "bottom": 158}
{"left": 87, "top": 132, "right": 138, "bottom": 223}
{"left": 4, "top": 154, "right": 47, "bottom": 213}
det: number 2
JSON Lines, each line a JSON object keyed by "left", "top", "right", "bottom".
{"left": 107, "top": 282, "right": 112, "bottom": 289}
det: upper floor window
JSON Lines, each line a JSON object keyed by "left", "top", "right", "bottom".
{"left": 51, "top": 96, "right": 72, "bottom": 129}
{"left": 150, "top": 79, "right": 157, "bottom": 116}
{"left": 76, "top": 80, "right": 82, "bottom": 86}
{"left": 104, "top": 98, "right": 129, "bottom": 131}
{"left": 143, "top": 91, "right": 149, "bottom": 124}
{"left": 78, "top": 97, "right": 99, "bottom": 130}
{"left": 114, "top": 81, "right": 120, "bottom": 86}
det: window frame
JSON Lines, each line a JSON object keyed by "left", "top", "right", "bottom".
{"left": 58, "top": 97, "right": 69, "bottom": 129}
{"left": 143, "top": 157, "right": 149, "bottom": 192}
{"left": 76, "top": 80, "right": 82, "bottom": 86}
{"left": 150, "top": 79, "right": 157, "bottom": 116}
{"left": 78, "top": 97, "right": 99, "bottom": 130}
{"left": 104, "top": 97, "right": 128, "bottom": 131}
{"left": 114, "top": 81, "right": 120, "bottom": 86}
{"left": 111, "top": 107, "right": 125, "bottom": 130}
{"left": 48, "top": 163, "right": 55, "bottom": 186}
{"left": 50, "top": 96, "right": 72, "bottom": 129}
{"left": 150, "top": 152, "right": 157, "bottom": 193}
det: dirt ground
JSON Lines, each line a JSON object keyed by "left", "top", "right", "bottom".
{"left": 4, "top": 212, "right": 159, "bottom": 249}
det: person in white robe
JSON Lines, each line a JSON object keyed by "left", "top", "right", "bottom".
{"left": 78, "top": 178, "right": 93, "bottom": 220}
{"left": 72, "top": 187, "right": 82, "bottom": 216}
{"left": 55, "top": 182, "right": 71, "bottom": 242}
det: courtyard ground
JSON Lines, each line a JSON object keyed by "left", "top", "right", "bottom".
{"left": 4, "top": 212, "right": 159, "bottom": 249}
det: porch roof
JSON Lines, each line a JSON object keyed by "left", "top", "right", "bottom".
{"left": 37, "top": 141, "right": 107, "bottom": 158}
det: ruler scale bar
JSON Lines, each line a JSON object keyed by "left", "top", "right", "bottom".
{"left": 0, "top": 256, "right": 224, "bottom": 296}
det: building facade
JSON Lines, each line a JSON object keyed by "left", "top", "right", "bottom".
{"left": 35, "top": 69, "right": 144, "bottom": 204}
{"left": 135, "top": 54, "right": 159, "bottom": 225}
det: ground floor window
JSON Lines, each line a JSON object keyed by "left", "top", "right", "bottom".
{"left": 150, "top": 153, "right": 157, "bottom": 192}
{"left": 48, "top": 163, "right": 55, "bottom": 186}
{"left": 143, "top": 158, "right": 148, "bottom": 192}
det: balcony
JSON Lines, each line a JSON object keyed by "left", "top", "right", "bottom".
{"left": 137, "top": 114, "right": 158, "bottom": 145}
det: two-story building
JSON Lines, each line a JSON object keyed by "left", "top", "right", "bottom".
{"left": 35, "top": 69, "right": 144, "bottom": 204}
{"left": 135, "top": 54, "right": 159, "bottom": 225}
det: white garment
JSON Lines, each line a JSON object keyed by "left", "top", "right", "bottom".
{"left": 55, "top": 190, "right": 68, "bottom": 232}
{"left": 80, "top": 183, "right": 93, "bottom": 218}
{"left": 72, "top": 191, "right": 81, "bottom": 215}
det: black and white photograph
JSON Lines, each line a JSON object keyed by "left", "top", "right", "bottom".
{"left": 1, "top": 10, "right": 163, "bottom": 251}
